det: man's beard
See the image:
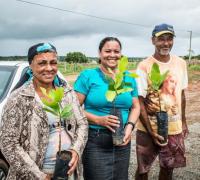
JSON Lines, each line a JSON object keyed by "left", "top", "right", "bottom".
{"left": 159, "top": 48, "right": 171, "bottom": 56}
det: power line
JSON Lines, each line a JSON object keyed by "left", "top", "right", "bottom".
{"left": 15, "top": 0, "right": 200, "bottom": 56}
{"left": 16, "top": 0, "right": 194, "bottom": 34}
{"left": 16, "top": 0, "right": 151, "bottom": 28}
{"left": 16, "top": 0, "right": 199, "bottom": 36}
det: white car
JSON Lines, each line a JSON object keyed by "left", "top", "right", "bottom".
{"left": 0, "top": 61, "right": 66, "bottom": 179}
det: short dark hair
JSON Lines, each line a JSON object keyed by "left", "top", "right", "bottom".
{"left": 98, "top": 37, "right": 122, "bottom": 63}
{"left": 98, "top": 37, "right": 122, "bottom": 52}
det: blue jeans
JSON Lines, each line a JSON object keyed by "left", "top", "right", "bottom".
{"left": 82, "top": 128, "right": 131, "bottom": 180}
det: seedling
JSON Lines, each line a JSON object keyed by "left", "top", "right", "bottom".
{"left": 105, "top": 56, "right": 139, "bottom": 102}
{"left": 40, "top": 87, "right": 72, "bottom": 154}
{"left": 105, "top": 56, "right": 138, "bottom": 145}
{"left": 148, "top": 62, "right": 169, "bottom": 92}
{"left": 147, "top": 62, "right": 169, "bottom": 143}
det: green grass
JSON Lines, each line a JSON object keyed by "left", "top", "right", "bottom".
{"left": 58, "top": 62, "right": 98, "bottom": 75}
{"left": 59, "top": 62, "right": 200, "bottom": 84}
{"left": 188, "top": 64, "right": 200, "bottom": 71}
{"left": 188, "top": 70, "right": 200, "bottom": 82}
{"left": 58, "top": 62, "right": 138, "bottom": 76}
{"left": 188, "top": 64, "right": 200, "bottom": 82}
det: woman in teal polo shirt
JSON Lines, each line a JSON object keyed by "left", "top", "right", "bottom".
{"left": 74, "top": 37, "right": 140, "bottom": 180}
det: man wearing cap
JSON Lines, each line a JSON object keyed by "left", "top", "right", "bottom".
{"left": 135, "top": 23, "right": 189, "bottom": 180}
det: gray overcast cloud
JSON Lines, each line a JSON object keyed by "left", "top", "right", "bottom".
{"left": 0, "top": 0, "right": 200, "bottom": 57}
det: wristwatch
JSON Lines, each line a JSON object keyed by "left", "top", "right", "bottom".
{"left": 126, "top": 121, "right": 135, "bottom": 131}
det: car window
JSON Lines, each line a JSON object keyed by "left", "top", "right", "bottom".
{"left": 20, "top": 66, "right": 29, "bottom": 79}
{"left": 0, "top": 66, "right": 17, "bottom": 102}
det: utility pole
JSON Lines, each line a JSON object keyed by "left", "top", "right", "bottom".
{"left": 188, "top": 30, "right": 192, "bottom": 64}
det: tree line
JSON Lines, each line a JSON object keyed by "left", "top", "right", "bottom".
{"left": 2, "top": 52, "right": 199, "bottom": 63}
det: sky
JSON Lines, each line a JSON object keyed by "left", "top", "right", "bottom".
{"left": 1, "top": 0, "right": 200, "bottom": 57}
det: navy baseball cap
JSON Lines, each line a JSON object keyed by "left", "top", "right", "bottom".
{"left": 28, "top": 43, "right": 57, "bottom": 64}
{"left": 152, "top": 23, "right": 175, "bottom": 37}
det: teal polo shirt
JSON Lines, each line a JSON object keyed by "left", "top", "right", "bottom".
{"left": 74, "top": 68, "right": 138, "bottom": 129}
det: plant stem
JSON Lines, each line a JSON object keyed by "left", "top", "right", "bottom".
{"left": 158, "top": 90, "right": 161, "bottom": 112}
{"left": 58, "top": 104, "right": 62, "bottom": 156}
{"left": 58, "top": 116, "right": 61, "bottom": 156}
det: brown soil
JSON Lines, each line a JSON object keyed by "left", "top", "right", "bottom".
{"left": 65, "top": 74, "right": 78, "bottom": 83}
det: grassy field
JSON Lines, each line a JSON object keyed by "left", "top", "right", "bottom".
{"left": 58, "top": 62, "right": 200, "bottom": 84}
{"left": 58, "top": 62, "right": 138, "bottom": 75}
{"left": 187, "top": 64, "right": 200, "bottom": 82}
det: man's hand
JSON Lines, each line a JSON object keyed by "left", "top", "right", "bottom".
{"left": 67, "top": 150, "right": 79, "bottom": 176}
{"left": 181, "top": 90, "right": 188, "bottom": 138}
{"left": 182, "top": 122, "right": 189, "bottom": 139}
{"left": 151, "top": 132, "right": 168, "bottom": 146}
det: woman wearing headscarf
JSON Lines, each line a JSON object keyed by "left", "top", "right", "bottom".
{"left": 0, "top": 43, "right": 88, "bottom": 180}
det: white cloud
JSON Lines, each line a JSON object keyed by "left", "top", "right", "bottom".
{"left": 0, "top": 0, "right": 199, "bottom": 56}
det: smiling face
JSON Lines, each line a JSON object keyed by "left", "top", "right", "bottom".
{"left": 152, "top": 33, "right": 174, "bottom": 57}
{"left": 99, "top": 40, "right": 121, "bottom": 70}
{"left": 30, "top": 52, "right": 58, "bottom": 88}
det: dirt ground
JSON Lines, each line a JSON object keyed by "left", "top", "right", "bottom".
{"left": 129, "top": 80, "right": 200, "bottom": 180}
{"left": 65, "top": 74, "right": 79, "bottom": 83}
{"left": 66, "top": 74, "right": 200, "bottom": 180}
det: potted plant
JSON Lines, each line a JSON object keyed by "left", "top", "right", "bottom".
{"left": 41, "top": 87, "right": 72, "bottom": 180}
{"left": 146, "top": 62, "right": 169, "bottom": 143}
{"left": 105, "top": 56, "right": 138, "bottom": 145}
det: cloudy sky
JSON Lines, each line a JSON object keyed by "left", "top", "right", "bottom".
{"left": 1, "top": 0, "right": 200, "bottom": 57}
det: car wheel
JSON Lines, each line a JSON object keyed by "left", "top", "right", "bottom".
{"left": 0, "top": 159, "right": 8, "bottom": 180}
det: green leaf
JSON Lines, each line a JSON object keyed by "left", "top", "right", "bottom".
{"left": 43, "top": 107, "right": 59, "bottom": 116}
{"left": 152, "top": 63, "right": 160, "bottom": 74}
{"left": 49, "top": 87, "right": 64, "bottom": 102}
{"left": 149, "top": 63, "right": 160, "bottom": 82}
{"left": 152, "top": 83, "right": 160, "bottom": 91}
{"left": 41, "top": 87, "right": 64, "bottom": 104}
{"left": 104, "top": 55, "right": 137, "bottom": 102}
{"left": 116, "top": 81, "right": 126, "bottom": 90}
{"left": 114, "top": 73, "right": 123, "bottom": 90}
{"left": 125, "top": 73, "right": 139, "bottom": 78}
{"left": 40, "top": 87, "right": 65, "bottom": 110}
{"left": 118, "top": 56, "right": 128, "bottom": 72}
{"left": 106, "top": 90, "right": 117, "bottom": 102}
{"left": 48, "top": 89, "right": 56, "bottom": 100}
{"left": 61, "top": 105, "right": 72, "bottom": 118}
{"left": 159, "top": 70, "right": 170, "bottom": 87}
{"left": 124, "top": 82, "right": 132, "bottom": 87}
{"left": 148, "top": 63, "right": 169, "bottom": 91}
{"left": 108, "top": 84, "right": 115, "bottom": 91}
{"left": 40, "top": 87, "right": 48, "bottom": 97}
{"left": 41, "top": 98, "right": 59, "bottom": 109}
{"left": 117, "top": 87, "right": 133, "bottom": 94}
{"left": 105, "top": 75, "right": 115, "bottom": 85}
{"left": 53, "top": 87, "right": 64, "bottom": 102}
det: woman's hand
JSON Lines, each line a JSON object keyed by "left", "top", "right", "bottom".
{"left": 67, "top": 150, "right": 79, "bottom": 176}
{"left": 120, "top": 124, "right": 133, "bottom": 146}
{"left": 97, "top": 115, "right": 120, "bottom": 132}
{"left": 44, "top": 174, "right": 52, "bottom": 180}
